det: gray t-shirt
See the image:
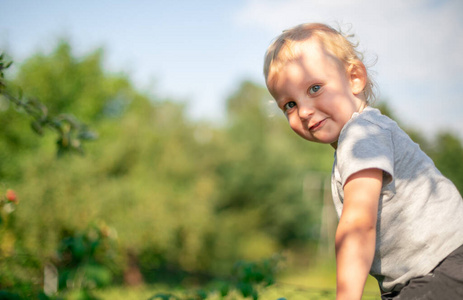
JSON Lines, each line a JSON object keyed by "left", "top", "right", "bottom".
{"left": 331, "top": 106, "right": 463, "bottom": 292}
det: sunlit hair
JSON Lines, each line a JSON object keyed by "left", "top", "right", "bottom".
{"left": 264, "top": 23, "right": 375, "bottom": 104}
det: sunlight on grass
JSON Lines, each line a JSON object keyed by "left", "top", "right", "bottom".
{"left": 93, "top": 259, "right": 382, "bottom": 300}
{"left": 93, "top": 284, "right": 176, "bottom": 300}
{"left": 276, "top": 259, "right": 381, "bottom": 300}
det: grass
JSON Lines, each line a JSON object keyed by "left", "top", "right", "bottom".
{"left": 91, "top": 259, "right": 382, "bottom": 300}
{"left": 275, "top": 259, "right": 381, "bottom": 299}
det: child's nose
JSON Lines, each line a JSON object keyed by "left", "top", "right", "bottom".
{"left": 298, "top": 103, "right": 314, "bottom": 120}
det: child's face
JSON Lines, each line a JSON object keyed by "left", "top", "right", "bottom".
{"left": 267, "top": 39, "right": 366, "bottom": 147}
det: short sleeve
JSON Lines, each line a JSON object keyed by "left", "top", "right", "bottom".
{"left": 336, "top": 118, "right": 394, "bottom": 188}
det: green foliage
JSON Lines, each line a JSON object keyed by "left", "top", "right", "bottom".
{"left": 232, "top": 256, "right": 281, "bottom": 299}
{"left": 56, "top": 224, "right": 119, "bottom": 289}
{"left": 427, "top": 132, "right": 463, "bottom": 193}
{"left": 221, "top": 80, "right": 333, "bottom": 248}
{"left": 12, "top": 42, "right": 126, "bottom": 122}
{"left": 148, "top": 294, "right": 179, "bottom": 300}
{"left": 148, "top": 255, "right": 282, "bottom": 300}
{"left": 0, "top": 290, "right": 22, "bottom": 300}
{"left": 0, "top": 52, "right": 97, "bottom": 157}
{"left": 0, "top": 187, "right": 45, "bottom": 299}
{"left": 0, "top": 54, "right": 13, "bottom": 91}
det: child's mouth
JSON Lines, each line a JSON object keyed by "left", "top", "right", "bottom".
{"left": 309, "top": 119, "right": 326, "bottom": 131}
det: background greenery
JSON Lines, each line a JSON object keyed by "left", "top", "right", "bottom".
{"left": 0, "top": 42, "right": 461, "bottom": 299}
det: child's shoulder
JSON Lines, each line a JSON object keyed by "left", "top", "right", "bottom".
{"left": 340, "top": 106, "right": 397, "bottom": 139}
{"left": 339, "top": 106, "right": 422, "bottom": 160}
{"left": 357, "top": 106, "right": 397, "bottom": 128}
{"left": 337, "top": 106, "right": 413, "bottom": 153}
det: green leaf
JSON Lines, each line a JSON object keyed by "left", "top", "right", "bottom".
{"left": 148, "top": 293, "right": 177, "bottom": 300}
{"left": 0, "top": 291, "right": 22, "bottom": 300}
{"left": 237, "top": 282, "right": 253, "bottom": 298}
{"left": 218, "top": 282, "right": 229, "bottom": 297}
{"left": 81, "top": 263, "right": 113, "bottom": 288}
{"left": 38, "top": 291, "right": 52, "bottom": 300}
{"left": 251, "top": 289, "right": 258, "bottom": 300}
{"left": 195, "top": 290, "right": 208, "bottom": 300}
{"left": 31, "top": 121, "right": 44, "bottom": 135}
{"left": 78, "top": 130, "right": 98, "bottom": 141}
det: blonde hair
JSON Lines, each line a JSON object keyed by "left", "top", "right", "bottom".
{"left": 264, "top": 23, "right": 375, "bottom": 103}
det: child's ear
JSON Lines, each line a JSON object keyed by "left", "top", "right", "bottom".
{"left": 348, "top": 62, "right": 367, "bottom": 96}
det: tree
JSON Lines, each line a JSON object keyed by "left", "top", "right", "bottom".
{"left": 220, "top": 80, "right": 334, "bottom": 249}
{"left": 429, "top": 132, "right": 463, "bottom": 193}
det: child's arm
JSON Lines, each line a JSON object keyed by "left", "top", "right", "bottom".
{"left": 335, "top": 168, "right": 382, "bottom": 300}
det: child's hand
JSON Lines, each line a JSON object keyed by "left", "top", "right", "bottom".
{"left": 336, "top": 168, "right": 382, "bottom": 300}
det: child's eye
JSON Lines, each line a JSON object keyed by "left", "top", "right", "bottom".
{"left": 308, "top": 85, "right": 321, "bottom": 95}
{"left": 284, "top": 101, "right": 296, "bottom": 111}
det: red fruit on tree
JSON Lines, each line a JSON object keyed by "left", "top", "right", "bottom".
{"left": 5, "top": 189, "right": 18, "bottom": 204}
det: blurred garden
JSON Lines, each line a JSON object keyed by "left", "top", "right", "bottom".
{"left": 1, "top": 42, "right": 462, "bottom": 300}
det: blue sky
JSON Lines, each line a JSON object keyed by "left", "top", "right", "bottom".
{"left": 1, "top": 0, "right": 462, "bottom": 138}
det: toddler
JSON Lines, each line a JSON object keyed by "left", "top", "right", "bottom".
{"left": 263, "top": 23, "right": 463, "bottom": 299}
